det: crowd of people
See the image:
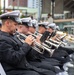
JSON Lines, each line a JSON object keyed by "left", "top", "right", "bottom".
{"left": 0, "top": 10, "right": 74, "bottom": 75}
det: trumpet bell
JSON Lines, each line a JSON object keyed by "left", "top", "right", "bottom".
{"left": 33, "top": 45, "right": 44, "bottom": 54}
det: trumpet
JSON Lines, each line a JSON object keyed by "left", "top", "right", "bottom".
{"left": 37, "top": 31, "right": 67, "bottom": 49}
{"left": 16, "top": 32, "right": 53, "bottom": 54}
{"left": 45, "top": 34, "right": 67, "bottom": 49}
{"left": 35, "top": 32, "right": 61, "bottom": 48}
{"left": 45, "top": 39, "right": 67, "bottom": 49}
{"left": 45, "top": 40, "right": 60, "bottom": 48}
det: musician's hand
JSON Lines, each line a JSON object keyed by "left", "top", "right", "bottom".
{"left": 25, "top": 35, "right": 34, "bottom": 45}
{"left": 27, "top": 31, "right": 32, "bottom": 35}
{"left": 36, "top": 35, "right": 41, "bottom": 44}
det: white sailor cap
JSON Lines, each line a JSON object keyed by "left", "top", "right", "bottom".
{"left": 56, "top": 26, "right": 60, "bottom": 30}
{"left": 38, "top": 22, "right": 49, "bottom": 28}
{"left": 21, "top": 17, "right": 32, "bottom": 27}
{"left": 47, "top": 23, "right": 56, "bottom": 30}
{"left": 30, "top": 19, "right": 38, "bottom": 28}
{"left": 0, "top": 10, "right": 21, "bottom": 23}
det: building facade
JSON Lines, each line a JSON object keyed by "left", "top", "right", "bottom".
{"left": 8, "top": 0, "right": 27, "bottom": 7}
{"left": 28, "top": 0, "right": 38, "bottom": 8}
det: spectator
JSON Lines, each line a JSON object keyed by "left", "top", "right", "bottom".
{"left": 47, "top": 13, "right": 53, "bottom": 24}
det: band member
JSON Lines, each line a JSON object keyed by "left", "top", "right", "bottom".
{"left": 47, "top": 23, "right": 70, "bottom": 66}
{"left": 17, "top": 18, "right": 31, "bottom": 35}
{"left": 0, "top": 11, "right": 56, "bottom": 75}
{"left": 29, "top": 19, "right": 38, "bottom": 34}
{"left": 38, "top": 22, "right": 48, "bottom": 34}
{"left": 15, "top": 17, "right": 56, "bottom": 75}
{"left": 16, "top": 18, "right": 64, "bottom": 74}
{"left": 47, "top": 23, "right": 56, "bottom": 35}
{"left": 56, "top": 26, "right": 60, "bottom": 31}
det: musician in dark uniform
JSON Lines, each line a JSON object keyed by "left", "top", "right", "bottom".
{"left": 0, "top": 11, "right": 56, "bottom": 75}
{"left": 29, "top": 19, "right": 37, "bottom": 34}
{"left": 46, "top": 23, "right": 71, "bottom": 69}
{"left": 38, "top": 22, "right": 48, "bottom": 34}
{"left": 16, "top": 19, "right": 63, "bottom": 74}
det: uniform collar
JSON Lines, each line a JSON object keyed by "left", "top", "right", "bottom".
{"left": 0, "top": 30, "right": 14, "bottom": 37}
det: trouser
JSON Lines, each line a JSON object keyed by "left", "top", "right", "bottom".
{"left": 6, "top": 70, "right": 56, "bottom": 75}
{"left": 6, "top": 70, "right": 40, "bottom": 75}
{"left": 29, "top": 60, "right": 62, "bottom": 74}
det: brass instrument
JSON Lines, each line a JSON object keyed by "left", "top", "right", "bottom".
{"left": 45, "top": 38, "right": 67, "bottom": 49}
{"left": 16, "top": 32, "right": 53, "bottom": 54}
{"left": 36, "top": 31, "right": 67, "bottom": 49}
{"left": 45, "top": 32, "right": 67, "bottom": 48}
{"left": 35, "top": 32, "right": 61, "bottom": 48}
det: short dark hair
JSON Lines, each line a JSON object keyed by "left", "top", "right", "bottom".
{"left": 2, "top": 19, "right": 15, "bottom": 25}
{"left": 48, "top": 13, "right": 51, "bottom": 16}
{"left": 39, "top": 24, "right": 46, "bottom": 29}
